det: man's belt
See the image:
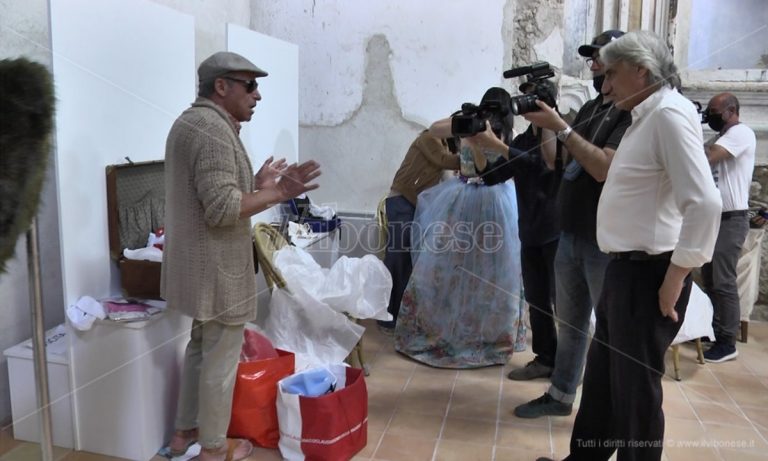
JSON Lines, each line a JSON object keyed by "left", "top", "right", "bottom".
{"left": 608, "top": 251, "right": 672, "bottom": 261}
{"left": 722, "top": 210, "right": 748, "bottom": 220}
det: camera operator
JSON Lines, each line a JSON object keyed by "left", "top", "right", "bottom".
{"left": 512, "top": 30, "right": 633, "bottom": 418}
{"left": 467, "top": 79, "right": 561, "bottom": 381}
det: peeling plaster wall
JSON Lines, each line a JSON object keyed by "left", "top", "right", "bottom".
{"left": 249, "top": 0, "right": 508, "bottom": 212}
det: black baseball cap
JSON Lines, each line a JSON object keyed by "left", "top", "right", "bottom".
{"left": 578, "top": 30, "right": 625, "bottom": 57}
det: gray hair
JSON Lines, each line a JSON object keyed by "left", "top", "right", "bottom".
{"left": 600, "top": 30, "right": 681, "bottom": 90}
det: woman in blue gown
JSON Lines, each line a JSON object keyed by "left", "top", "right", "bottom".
{"left": 394, "top": 87, "right": 523, "bottom": 368}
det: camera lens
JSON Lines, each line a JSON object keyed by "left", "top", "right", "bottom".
{"left": 510, "top": 94, "right": 539, "bottom": 115}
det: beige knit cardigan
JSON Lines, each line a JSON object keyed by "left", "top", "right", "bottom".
{"left": 161, "top": 97, "right": 257, "bottom": 324}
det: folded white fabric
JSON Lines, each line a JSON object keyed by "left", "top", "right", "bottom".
{"left": 66, "top": 296, "right": 106, "bottom": 331}
{"left": 123, "top": 246, "right": 163, "bottom": 262}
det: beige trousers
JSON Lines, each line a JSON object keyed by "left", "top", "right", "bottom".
{"left": 174, "top": 319, "right": 245, "bottom": 449}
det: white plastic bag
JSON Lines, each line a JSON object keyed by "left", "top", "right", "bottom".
{"left": 263, "top": 288, "right": 364, "bottom": 368}
{"left": 321, "top": 255, "right": 393, "bottom": 321}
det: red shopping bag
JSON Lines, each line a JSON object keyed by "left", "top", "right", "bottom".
{"left": 277, "top": 365, "right": 368, "bottom": 461}
{"left": 228, "top": 348, "right": 295, "bottom": 448}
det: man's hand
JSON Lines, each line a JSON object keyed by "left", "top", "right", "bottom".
{"left": 276, "top": 160, "right": 321, "bottom": 200}
{"left": 254, "top": 156, "right": 288, "bottom": 190}
{"left": 658, "top": 263, "right": 691, "bottom": 322}
{"left": 522, "top": 100, "right": 569, "bottom": 132}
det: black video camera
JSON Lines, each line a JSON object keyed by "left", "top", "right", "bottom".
{"left": 450, "top": 99, "right": 508, "bottom": 138}
{"left": 691, "top": 100, "right": 710, "bottom": 124}
{"left": 503, "top": 61, "right": 557, "bottom": 115}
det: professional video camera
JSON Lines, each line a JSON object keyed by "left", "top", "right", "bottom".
{"left": 691, "top": 100, "right": 710, "bottom": 124}
{"left": 450, "top": 99, "right": 508, "bottom": 138}
{"left": 503, "top": 61, "right": 557, "bottom": 115}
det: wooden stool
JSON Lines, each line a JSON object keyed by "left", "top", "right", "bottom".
{"left": 670, "top": 338, "right": 705, "bottom": 381}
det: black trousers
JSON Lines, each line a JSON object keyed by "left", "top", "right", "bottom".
{"left": 565, "top": 258, "right": 690, "bottom": 461}
{"left": 521, "top": 240, "right": 558, "bottom": 367}
{"left": 382, "top": 196, "right": 416, "bottom": 324}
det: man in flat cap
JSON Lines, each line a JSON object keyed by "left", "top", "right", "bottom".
{"left": 511, "top": 30, "right": 632, "bottom": 419}
{"left": 163, "top": 51, "right": 320, "bottom": 461}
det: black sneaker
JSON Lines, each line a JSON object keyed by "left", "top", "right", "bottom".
{"left": 703, "top": 343, "right": 738, "bottom": 363}
{"left": 513, "top": 393, "right": 572, "bottom": 418}
{"left": 507, "top": 360, "right": 554, "bottom": 381}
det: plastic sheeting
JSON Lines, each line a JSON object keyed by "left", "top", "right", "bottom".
{"left": 262, "top": 246, "right": 392, "bottom": 367}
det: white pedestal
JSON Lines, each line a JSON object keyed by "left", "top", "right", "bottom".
{"left": 68, "top": 310, "right": 191, "bottom": 461}
{"left": 3, "top": 328, "right": 74, "bottom": 449}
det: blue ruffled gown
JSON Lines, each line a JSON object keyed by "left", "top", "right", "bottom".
{"left": 394, "top": 149, "right": 523, "bottom": 368}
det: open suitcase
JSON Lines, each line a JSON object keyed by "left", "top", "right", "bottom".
{"left": 105, "top": 160, "right": 165, "bottom": 300}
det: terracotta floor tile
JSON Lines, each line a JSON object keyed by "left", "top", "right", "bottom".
{"left": 395, "top": 394, "right": 450, "bottom": 417}
{"left": 358, "top": 429, "right": 384, "bottom": 458}
{"left": 385, "top": 410, "right": 443, "bottom": 440}
{"left": 446, "top": 397, "right": 498, "bottom": 422}
{"left": 433, "top": 439, "right": 493, "bottom": 461}
{"left": 440, "top": 417, "right": 497, "bottom": 445}
{"left": 689, "top": 400, "right": 752, "bottom": 427}
{"left": 680, "top": 382, "right": 729, "bottom": 404}
{"left": 701, "top": 422, "right": 768, "bottom": 450}
{"left": 9, "top": 321, "right": 768, "bottom": 461}
{"left": 494, "top": 446, "right": 554, "bottom": 461}
{"left": 663, "top": 446, "right": 721, "bottom": 461}
{"left": 496, "top": 421, "right": 551, "bottom": 452}
{"left": 372, "top": 433, "right": 437, "bottom": 461}
{"left": 368, "top": 402, "right": 398, "bottom": 431}
{"left": 663, "top": 396, "right": 699, "bottom": 421}
{"left": 719, "top": 447, "right": 768, "bottom": 460}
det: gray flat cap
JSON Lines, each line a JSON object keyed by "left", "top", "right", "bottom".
{"left": 197, "top": 51, "right": 268, "bottom": 82}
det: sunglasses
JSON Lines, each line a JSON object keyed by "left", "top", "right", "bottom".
{"left": 586, "top": 56, "right": 601, "bottom": 67}
{"left": 223, "top": 76, "right": 258, "bottom": 93}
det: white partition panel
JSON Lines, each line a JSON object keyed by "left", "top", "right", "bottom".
{"left": 227, "top": 24, "right": 299, "bottom": 224}
{"left": 51, "top": 0, "right": 195, "bottom": 304}
{"left": 51, "top": 0, "right": 194, "bottom": 458}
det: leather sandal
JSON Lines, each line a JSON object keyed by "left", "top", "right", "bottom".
{"left": 169, "top": 428, "right": 198, "bottom": 457}
{"left": 194, "top": 438, "right": 253, "bottom": 461}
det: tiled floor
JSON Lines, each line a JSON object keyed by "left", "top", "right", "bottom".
{"left": 3, "top": 320, "right": 768, "bottom": 461}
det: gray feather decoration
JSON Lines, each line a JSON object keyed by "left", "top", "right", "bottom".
{"left": 0, "top": 58, "right": 56, "bottom": 273}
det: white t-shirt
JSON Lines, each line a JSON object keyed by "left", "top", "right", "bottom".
{"left": 706, "top": 123, "right": 756, "bottom": 211}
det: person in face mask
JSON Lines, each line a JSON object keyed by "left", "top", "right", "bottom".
{"left": 507, "top": 29, "right": 633, "bottom": 420}
{"left": 701, "top": 93, "right": 756, "bottom": 364}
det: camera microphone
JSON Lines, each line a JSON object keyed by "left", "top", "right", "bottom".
{"left": 503, "top": 61, "right": 550, "bottom": 79}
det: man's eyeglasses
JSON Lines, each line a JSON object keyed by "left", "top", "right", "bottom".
{"left": 223, "top": 76, "right": 258, "bottom": 93}
{"left": 586, "top": 56, "right": 601, "bottom": 67}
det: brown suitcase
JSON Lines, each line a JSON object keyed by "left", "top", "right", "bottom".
{"left": 105, "top": 160, "right": 165, "bottom": 300}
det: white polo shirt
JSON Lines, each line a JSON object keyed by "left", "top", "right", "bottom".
{"left": 597, "top": 86, "right": 722, "bottom": 268}
{"left": 706, "top": 123, "right": 756, "bottom": 211}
